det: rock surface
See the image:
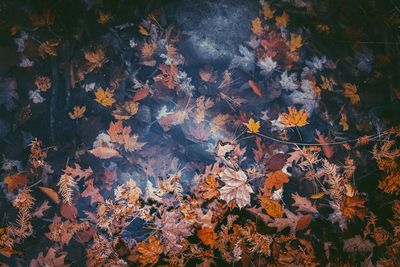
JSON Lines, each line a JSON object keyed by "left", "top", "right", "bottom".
{"left": 168, "top": 0, "right": 259, "bottom": 66}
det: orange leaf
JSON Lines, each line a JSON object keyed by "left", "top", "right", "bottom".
{"left": 296, "top": 214, "right": 312, "bottom": 231}
{"left": 251, "top": 18, "right": 264, "bottom": 36}
{"left": 197, "top": 227, "right": 217, "bottom": 247}
{"left": 68, "top": 105, "right": 86, "bottom": 119}
{"left": 262, "top": 170, "right": 289, "bottom": 197}
{"left": 39, "top": 186, "right": 60, "bottom": 204}
{"left": 260, "top": 199, "right": 283, "bottom": 218}
{"left": 275, "top": 12, "right": 289, "bottom": 28}
{"left": 136, "top": 236, "right": 164, "bottom": 266}
{"left": 248, "top": 80, "right": 262, "bottom": 96}
{"left": 3, "top": 172, "right": 28, "bottom": 193}
{"left": 342, "top": 83, "right": 360, "bottom": 105}
{"left": 95, "top": 87, "right": 115, "bottom": 107}
{"left": 60, "top": 203, "right": 78, "bottom": 220}
{"left": 90, "top": 146, "right": 121, "bottom": 159}
{"left": 290, "top": 33, "right": 303, "bottom": 52}
{"left": 279, "top": 106, "right": 309, "bottom": 127}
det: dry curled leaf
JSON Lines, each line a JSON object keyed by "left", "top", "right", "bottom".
{"left": 90, "top": 146, "right": 121, "bottom": 159}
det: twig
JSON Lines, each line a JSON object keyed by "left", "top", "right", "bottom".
{"left": 50, "top": 57, "right": 59, "bottom": 144}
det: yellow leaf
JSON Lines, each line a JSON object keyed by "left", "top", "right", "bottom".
{"left": 68, "top": 105, "right": 86, "bottom": 119}
{"left": 95, "top": 87, "right": 116, "bottom": 107}
{"left": 245, "top": 118, "right": 261, "bottom": 133}
{"left": 310, "top": 191, "right": 325, "bottom": 199}
{"left": 275, "top": 12, "right": 289, "bottom": 28}
{"left": 112, "top": 100, "right": 139, "bottom": 120}
{"left": 343, "top": 83, "right": 360, "bottom": 105}
{"left": 138, "top": 25, "right": 149, "bottom": 36}
{"left": 290, "top": 33, "right": 303, "bottom": 52}
{"left": 251, "top": 17, "right": 263, "bottom": 36}
{"left": 320, "top": 75, "right": 336, "bottom": 91}
{"left": 279, "top": 107, "right": 309, "bottom": 127}
{"left": 262, "top": 2, "right": 275, "bottom": 19}
{"left": 260, "top": 199, "right": 283, "bottom": 218}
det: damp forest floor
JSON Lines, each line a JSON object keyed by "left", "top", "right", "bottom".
{"left": 0, "top": 0, "right": 400, "bottom": 266}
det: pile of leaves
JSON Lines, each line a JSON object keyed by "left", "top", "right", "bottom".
{"left": 0, "top": 0, "right": 399, "bottom": 266}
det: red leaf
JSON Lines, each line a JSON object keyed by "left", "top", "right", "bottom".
{"left": 248, "top": 80, "right": 262, "bottom": 96}
{"left": 133, "top": 86, "right": 150, "bottom": 102}
{"left": 315, "top": 130, "right": 334, "bottom": 159}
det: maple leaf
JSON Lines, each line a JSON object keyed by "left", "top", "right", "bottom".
{"left": 262, "top": 170, "right": 289, "bottom": 198}
{"left": 342, "top": 83, "right": 360, "bottom": 105}
{"left": 279, "top": 106, "right": 309, "bottom": 127}
{"left": 378, "top": 172, "right": 400, "bottom": 194}
{"left": 136, "top": 236, "right": 164, "bottom": 266}
{"left": 291, "top": 193, "right": 318, "bottom": 214}
{"left": 260, "top": 198, "right": 283, "bottom": 218}
{"left": 290, "top": 33, "right": 303, "bottom": 52}
{"left": 340, "top": 196, "right": 368, "bottom": 220}
{"left": 85, "top": 47, "right": 106, "bottom": 72}
{"left": 153, "top": 64, "right": 178, "bottom": 90}
{"left": 245, "top": 118, "right": 261, "bottom": 133}
{"left": 199, "top": 175, "right": 220, "bottom": 200}
{"left": 197, "top": 227, "right": 217, "bottom": 247}
{"left": 275, "top": 12, "right": 289, "bottom": 28}
{"left": 252, "top": 136, "right": 266, "bottom": 163}
{"left": 251, "top": 17, "right": 264, "bottom": 36}
{"left": 94, "top": 87, "right": 116, "bottom": 107}
{"left": 68, "top": 105, "right": 86, "bottom": 119}
{"left": 155, "top": 210, "right": 193, "bottom": 253}
{"left": 262, "top": 1, "right": 275, "bottom": 19}
{"left": 34, "top": 76, "right": 51, "bottom": 92}
{"left": 112, "top": 100, "right": 139, "bottom": 120}
{"left": 38, "top": 40, "right": 59, "bottom": 57}
{"left": 218, "top": 167, "right": 253, "bottom": 208}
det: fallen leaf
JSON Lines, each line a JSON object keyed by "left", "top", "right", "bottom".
{"left": 89, "top": 146, "right": 121, "bottom": 159}
{"left": 39, "top": 186, "right": 60, "bottom": 204}
{"left": 197, "top": 227, "right": 217, "bottom": 247}
{"left": 245, "top": 118, "right": 261, "bottom": 133}
{"left": 292, "top": 193, "right": 318, "bottom": 213}
{"left": 251, "top": 17, "right": 264, "bottom": 36}
{"left": 81, "top": 179, "right": 104, "bottom": 205}
{"left": 315, "top": 130, "right": 334, "bottom": 159}
{"left": 60, "top": 203, "right": 78, "bottom": 220}
{"left": 218, "top": 168, "right": 253, "bottom": 208}
{"left": 3, "top": 172, "right": 28, "bottom": 193}
{"left": 260, "top": 199, "right": 283, "bottom": 218}
{"left": 279, "top": 106, "right": 309, "bottom": 127}
{"left": 95, "top": 87, "right": 116, "bottom": 107}
{"left": 290, "top": 34, "right": 303, "bottom": 52}
{"left": 136, "top": 236, "right": 164, "bottom": 266}
{"left": 342, "top": 83, "right": 360, "bottom": 105}
{"left": 68, "top": 105, "right": 86, "bottom": 119}
{"left": 248, "top": 80, "right": 262, "bottom": 96}
{"left": 275, "top": 12, "right": 289, "bottom": 28}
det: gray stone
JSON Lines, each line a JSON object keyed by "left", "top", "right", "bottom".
{"left": 169, "top": 0, "right": 259, "bottom": 66}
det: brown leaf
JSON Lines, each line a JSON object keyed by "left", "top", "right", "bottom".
{"left": 136, "top": 236, "right": 164, "bottom": 266}
{"left": 3, "top": 172, "right": 28, "bottom": 193}
{"left": 291, "top": 193, "right": 318, "bottom": 214}
{"left": 39, "top": 186, "right": 60, "bottom": 204}
{"left": 295, "top": 214, "right": 312, "bottom": 231}
{"left": 133, "top": 86, "right": 150, "bottom": 102}
{"left": 90, "top": 146, "right": 121, "bottom": 159}
{"left": 81, "top": 179, "right": 104, "bottom": 205}
{"left": 60, "top": 203, "right": 78, "bottom": 220}
{"left": 265, "top": 153, "right": 287, "bottom": 171}
{"left": 315, "top": 130, "right": 334, "bottom": 159}
{"left": 32, "top": 201, "right": 51, "bottom": 218}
